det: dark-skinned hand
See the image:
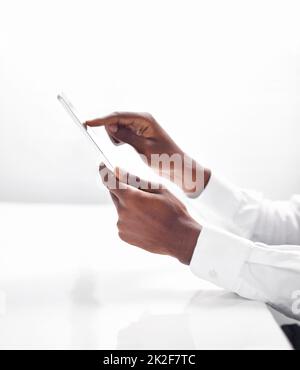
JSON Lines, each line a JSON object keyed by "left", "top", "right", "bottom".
{"left": 87, "top": 112, "right": 211, "bottom": 197}
{"left": 100, "top": 163, "right": 202, "bottom": 265}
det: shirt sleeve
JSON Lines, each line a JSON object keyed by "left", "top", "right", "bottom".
{"left": 192, "top": 174, "right": 300, "bottom": 245}
{"left": 190, "top": 225, "right": 300, "bottom": 320}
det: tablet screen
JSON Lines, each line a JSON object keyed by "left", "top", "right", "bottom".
{"left": 57, "top": 93, "right": 114, "bottom": 170}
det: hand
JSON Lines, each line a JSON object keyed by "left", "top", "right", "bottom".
{"left": 86, "top": 112, "right": 211, "bottom": 197}
{"left": 100, "top": 163, "right": 202, "bottom": 265}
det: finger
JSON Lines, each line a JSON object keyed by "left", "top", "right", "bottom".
{"left": 105, "top": 126, "right": 123, "bottom": 146}
{"left": 86, "top": 116, "right": 119, "bottom": 127}
{"left": 112, "top": 126, "right": 144, "bottom": 148}
{"left": 115, "top": 167, "right": 164, "bottom": 194}
{"left": 88, "top": 117, "right": 143, "bottom": 147}
{"left": 86, "top": 112, "right": 141, "bottom": 128}
{"left": 99, "top": 163, "right": 126, "bottom": 195}
{"left": 86, "top": 113, "right": 150, "bottom": 146}
{"left": 99, "top": 163, "right": 133, "bottom": 201}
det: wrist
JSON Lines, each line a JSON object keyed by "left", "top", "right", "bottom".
{"left": 173, "top": 154, "right": 211, "bottom": 197}
{"left": 176, "top": 218, "right": 202, "bottom": 265}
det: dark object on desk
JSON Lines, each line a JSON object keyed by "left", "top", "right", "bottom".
{"left": 282, "top": 325, "right": 300, "bottom": 350}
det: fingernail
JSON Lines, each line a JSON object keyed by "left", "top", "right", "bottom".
{"left": 108, "top": 124, "right": 118, "bottom": 133}
{"left": 99, "top": 162, "right": 106, "bottom": 172}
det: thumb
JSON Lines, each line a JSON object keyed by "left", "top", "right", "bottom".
{"left": 99, "top": 163, "right": 130, "bottom": 198}
{"left": 112, "top": 126, "right": 145, "bottom": 151}
{"left": 115, "top": 167, "right": 164, "bottom": 194}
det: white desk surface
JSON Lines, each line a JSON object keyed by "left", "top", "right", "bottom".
{"left": 0, "top": 203, "right": 291, "bottom": 350}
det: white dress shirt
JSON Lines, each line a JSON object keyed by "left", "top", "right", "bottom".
{"left": 190, "top": 175, "right": 300, "bottom": 320}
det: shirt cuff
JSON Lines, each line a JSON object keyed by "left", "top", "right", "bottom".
{"left": 190, "top": 226, "right": 253, "bottom": 291}
{"left": 198, "top": 174, "right": 242, "bottom": 222}
{"left": 194, "top": 174, "right": 260, "bottom": 237}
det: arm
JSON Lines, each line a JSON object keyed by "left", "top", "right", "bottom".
{"left": 194, "top": 174, "right": 300, "bottom": 245}
{"left": 86, "top": 112, "right": 211, "bottom": 196}
{"left": 87, "top": 112, "right": 300, "bottom": 245}
{"left": 99, "top": 164, "right": 300, "bottom": 320}
{"left": 190, "top": 225, "right": 300, "bottom": 320}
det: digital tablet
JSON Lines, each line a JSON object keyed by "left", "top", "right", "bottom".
{"left": 57, "top": 93, "right": 114, "bottom": 170}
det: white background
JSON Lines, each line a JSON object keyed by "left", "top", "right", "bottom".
{"left": 0, "top": 1, "right": 296, "bottom": 349}
{"left": 1, "top": 0, "right": 300, "bottom": 203}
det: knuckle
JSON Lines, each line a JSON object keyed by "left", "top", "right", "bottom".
{"left": 116, "top": 220, "right": 122, "bottom": 230}
{"left": 143, "top": 112, "right": 154, "bottom": 120}
{"left": 118, "top": 231, "right": 127, "bottom": 242}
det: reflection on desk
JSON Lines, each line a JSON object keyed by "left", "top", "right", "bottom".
{"left": 0, "top": 203, "right": 291, "bottom": 349}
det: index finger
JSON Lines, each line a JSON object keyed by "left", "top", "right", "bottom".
{"left": 86, "top": 112, "right": 141, "bottom": 127}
